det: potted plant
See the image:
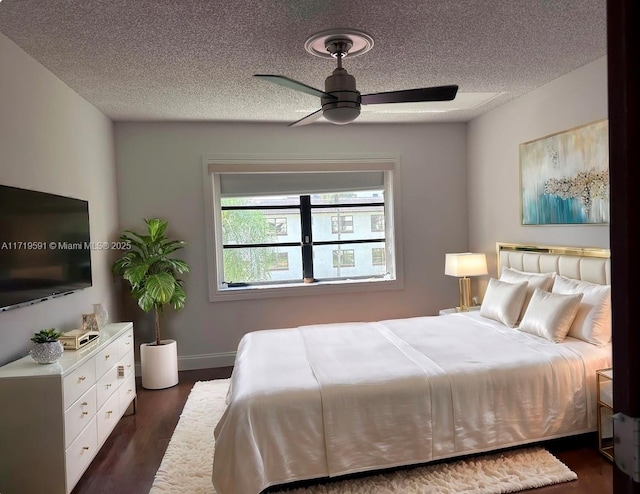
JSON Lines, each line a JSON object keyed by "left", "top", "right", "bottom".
{"left": 112, "top": 218, "right": 189, "bottom": 389}
{"left": 30, "top": 328, "right": 64, "bottom": 364}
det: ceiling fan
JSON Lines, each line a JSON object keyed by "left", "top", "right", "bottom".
{"left": 255, "top": 35, "right": 458, "bottom": 127}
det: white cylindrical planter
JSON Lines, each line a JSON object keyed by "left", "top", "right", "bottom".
{"left": 140, "top": 339, "right": 179, "bottom": 390}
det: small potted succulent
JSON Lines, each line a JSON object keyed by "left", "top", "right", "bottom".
{"left": 30, "top": 328, "right": 64, "bottom": 364}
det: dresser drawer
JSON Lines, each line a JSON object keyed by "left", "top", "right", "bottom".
{"left": 118, "top": 329, "right": 134, "bottom": 359}
{"left": 96, "top": 364, "right": 119, "bottom": 409}
{"left": 97, "top": 390, "right": 120, "bottom": 446}
{"left": 64, "top": 386, "right": 97, "bottom": 449}
{"left": 117, "top": 351, "right": 135, "bottom": 380}
{"left": 119, "top": 374, "right": 137, "bottom": 415}
{"left": 65, "top": 416, "right": 98, "bottom": 490}
{"left": 63, "top": 359, "right": 96, "bottom": 410}
{"left": 95, "top": 339, "right": 119, "bottom": 379}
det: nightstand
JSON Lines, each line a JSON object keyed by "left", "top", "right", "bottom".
{"left": 439, "top": 306, "right": 481, "bottom": 316}
{"left": 596, "top": 368, "right": 613, "bottom": 461}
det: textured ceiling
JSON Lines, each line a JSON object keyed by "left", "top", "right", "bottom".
{"left": 0, "top": 0, "right": 606, "bottom": 124}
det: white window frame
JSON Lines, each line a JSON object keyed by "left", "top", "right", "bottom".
{"left": 202, "top": 154, "right": 404, "bottom": 302}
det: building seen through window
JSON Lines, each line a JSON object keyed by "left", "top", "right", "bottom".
{"left": 333, "top": 249, "right": 355, "bottom": 268}
{"left": 372, "top": 247, "right": 386, "bottom": 266}
{"left": 267, "top": 217, "right": 288, "bottom": 236}
{"left": 331, "top": 215, "right": 353, "bottom": 233}
{"left": 371, "top": 214, "right": 384, "bottom": 232}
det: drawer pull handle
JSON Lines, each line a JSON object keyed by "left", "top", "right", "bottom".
{"left": 107, "top": 410, "right": 113, "bottom": 415}
{"left": 106, "top": 384, "right": 112, "bottom": 388}
{"left": 105, "top": 354, "right": 110, "bottom": 359}
{"left": 82, "top": 411, "right": 88, "bottom": 416}
{"left": 82, "top": 402, "right": 88, "bottom": 406}
{"left": 82, "top": 446, "right": 90, "bottom": 451}
{"left": 78, "top": 376, "right": 86, "bottom": 381}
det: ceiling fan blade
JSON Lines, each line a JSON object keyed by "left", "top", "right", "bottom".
{"left": 360, "top": 85, "right": 458, "bottom": 105}
{"left": 255, "top": 75, "right": 337, "bottom": 100}
{"left": 289, "top": 108, "right": 324, "bottom": 127}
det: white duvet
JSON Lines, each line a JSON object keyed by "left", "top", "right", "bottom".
{"left": 212, "top": 312, "right": 611, "bottom": 494}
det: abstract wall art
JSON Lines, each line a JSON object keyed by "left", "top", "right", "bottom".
{"left": 520, "top": 119, "right": 609, "bottom": 225}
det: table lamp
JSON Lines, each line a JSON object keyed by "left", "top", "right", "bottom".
{"left": 445, "top": 252, "right": 488, "bottom": 311}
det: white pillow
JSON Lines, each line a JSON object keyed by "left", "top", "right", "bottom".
{"left": 552, "top": 275, "right": 612, "bottom": 346}
{"left": 499, "top": 267, "right": 555, "bottom": 322}
{"left": 480, "top": 278, "right": 528, "bottom": 328}
{"left": 518, "top": 288, "right": 583, "bottom": 343}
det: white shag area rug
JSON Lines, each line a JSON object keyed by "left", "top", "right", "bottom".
{"left": 149, "top": 379, "right": 577, "bottom": 494}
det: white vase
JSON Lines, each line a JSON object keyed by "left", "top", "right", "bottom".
{"left": 93, "top": 303, "right": 109, "bottom": 328}
{"left": 30, "top": 341, "right": 64, "bottom": 364}
{"left": 140, "top": 339, "right": 179, "bottom": 389}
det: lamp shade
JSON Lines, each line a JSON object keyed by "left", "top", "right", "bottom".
{"left": 445, "top": 252, "right": 488, "bottom": 277}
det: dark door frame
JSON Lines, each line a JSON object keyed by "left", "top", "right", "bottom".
{"left": 608, "top": 0, "right": 639, "bottom": 493}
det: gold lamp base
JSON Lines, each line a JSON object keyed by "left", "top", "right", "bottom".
{"left": 457, "top": 276, "right": 472, "bottom": 312}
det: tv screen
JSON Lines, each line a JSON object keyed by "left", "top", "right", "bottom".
{"left": 0, "top": 185, "right": 92, "bottom": 311}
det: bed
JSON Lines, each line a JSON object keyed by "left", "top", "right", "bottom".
{"left": 212, "top": 243, "right": 612, "bottom": 494}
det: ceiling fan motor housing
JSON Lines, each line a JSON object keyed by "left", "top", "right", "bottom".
{"left": 322, "top": 67, "right": 361, "bottom": 124}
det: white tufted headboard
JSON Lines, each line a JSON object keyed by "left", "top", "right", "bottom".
{"left": 497, "top": 242, "right": 611, "bottom": 285}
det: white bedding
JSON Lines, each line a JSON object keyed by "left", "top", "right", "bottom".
{"left": 212, "top": 311, "right": 611, "bottom": 494}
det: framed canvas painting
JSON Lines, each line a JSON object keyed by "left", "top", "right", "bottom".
{"left": 520, "top": 119, "right": 609, "bottom": 225}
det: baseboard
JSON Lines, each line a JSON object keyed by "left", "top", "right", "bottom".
{"left": 178, "top": 352, "right": 237, "bottom": 370}
{"left": 134, "top": 351, "right": 236, "bottom": 376}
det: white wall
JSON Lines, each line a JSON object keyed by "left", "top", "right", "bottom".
{"left": 0, "top": 33, "right": 119, "bottom": 365}
{"left": 114, "top": 122, "right": 468, "bottom": 368}
{"left": 467, "top": 56, "right": 609, "bottom": 282}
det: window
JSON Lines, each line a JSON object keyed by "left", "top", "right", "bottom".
{"left": 331, "top": 215, "right": 353, "bottom": 233}
{"left": 205, "top": 157, "right": 403, "bottom": 300}
{"left": 267, "top": 252, "right": 289, "bottom": 270}
{"left": 333, "top": 249, "right": 355, "bottom": 267}
{"left": 372, "top": 247, "right": 386, "bottom": 266}
{"left": 268, "top": 218, "right": 288, "bottom": 236}
{"left": 371, "top": 214, "right": 384, "bottom": 232}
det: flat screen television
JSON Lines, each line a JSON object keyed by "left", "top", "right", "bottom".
{"left": 0, "top": 184, "right": 92, "bottom": 311}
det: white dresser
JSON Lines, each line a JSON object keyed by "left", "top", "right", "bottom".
{"left": 0, "top": 322, "right": 136, "bottom": 494}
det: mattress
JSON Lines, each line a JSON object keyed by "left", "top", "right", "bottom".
{"left": 212, "top": 311, "right": 611, "bottom": 494}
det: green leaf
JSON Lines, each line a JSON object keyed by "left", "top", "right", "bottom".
{"left": 168, "top": 259, "right": 190, "bottom": 274}
{"left": 170, "top": 283, "right": 186, "bottom": 311}
{"left": 123, "top": 263, "right": 150, "bottom": 285}
{"left": 146, "top": 218, "right": 168, "bottom": 241}
{"left": 137, "top": 291, "right": 155, "bottom": 312}
{"left": 159, "top": 240, "right": 187, "bottom": 256}
{"left": 145, "top": 272, "right": 176, "bottom": 305}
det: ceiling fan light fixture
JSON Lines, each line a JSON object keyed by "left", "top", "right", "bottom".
{"left": 322, "top": 106, "right": 361, "bottom": 124}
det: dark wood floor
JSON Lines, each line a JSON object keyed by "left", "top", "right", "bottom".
{"left": 72, "top": 368, "right": 613, "bottom": 494}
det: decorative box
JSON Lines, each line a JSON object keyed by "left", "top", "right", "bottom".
{"left": 60, "top": 329, "right": 100, "bottom": 350}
